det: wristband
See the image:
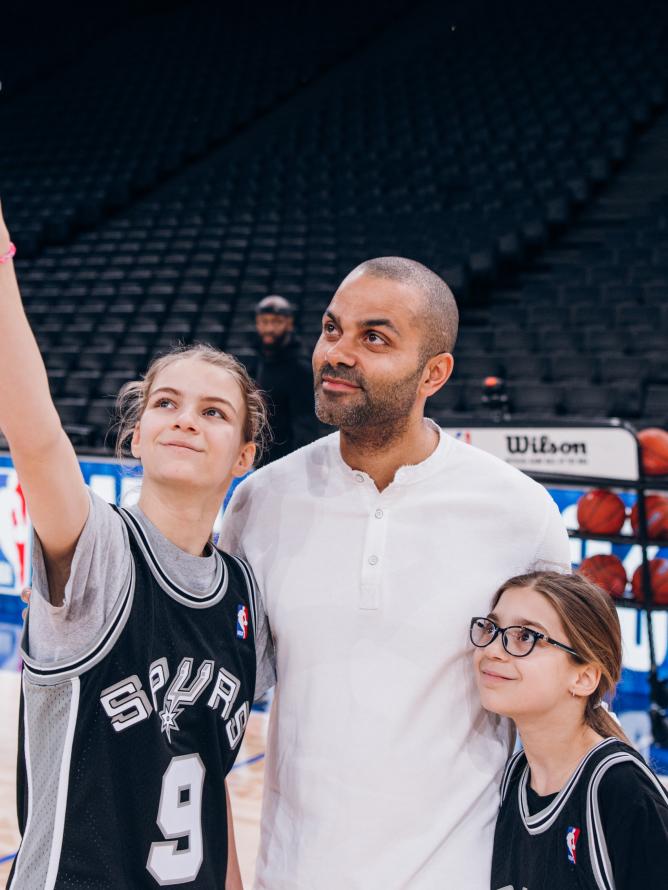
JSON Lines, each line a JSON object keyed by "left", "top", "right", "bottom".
{"left": 0, "top": 243, "right": 16, "bottom": 264}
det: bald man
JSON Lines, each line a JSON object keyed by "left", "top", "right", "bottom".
{"left": 220, "top": 258, "right": 570, "bottom": 890}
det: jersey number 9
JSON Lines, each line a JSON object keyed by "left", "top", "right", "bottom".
{"left": 146, "top": 754, "right": 206, "bottom": 885}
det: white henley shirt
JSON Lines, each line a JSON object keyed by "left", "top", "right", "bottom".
{"left": 220, "top": 424, "right": 571, "bottom": 890}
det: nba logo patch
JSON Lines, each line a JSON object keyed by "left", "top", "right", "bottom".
{"left": 236, "top": 605, "right": 249, "bottom": 640}
{"left": 566, "top": 826, "right": 581, "bottom": 865}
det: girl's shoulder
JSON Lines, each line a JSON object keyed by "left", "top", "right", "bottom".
{"left": 500, "top": 746, "right": 528, "bottom": 802}
{"left": 499, "top": 737, "right": 663, "bottom": 806}
{"left": 595, "top": 741, "right": 668, "bottom": 811}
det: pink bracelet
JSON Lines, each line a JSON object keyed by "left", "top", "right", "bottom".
{"left": 0, "top": 243, "right": 16, "bottom": 264}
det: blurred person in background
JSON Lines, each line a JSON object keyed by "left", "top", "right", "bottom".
{"left": 245, "top": 295, "right": 320, "bottom": 464}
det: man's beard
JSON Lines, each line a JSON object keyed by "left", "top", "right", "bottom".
{"left": 314, "top": 362, "right": 423, "bottom": 449}
{"left": 260, "top": 330, "right": 290, "bottom": 352}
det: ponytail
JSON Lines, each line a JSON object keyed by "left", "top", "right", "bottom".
{"left": 585, "top": 699, "right": 631, "bottom": 745}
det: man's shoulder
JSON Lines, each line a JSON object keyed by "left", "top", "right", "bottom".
{"left": 444, "top": 432, "right": 546, "bottom": 490}
{"left": 246, "top": 433, "right": 336, "bottom": 490}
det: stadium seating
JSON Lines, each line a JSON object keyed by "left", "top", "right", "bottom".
{"left": 2, "top": 0, "right": 409, "bottom": 254}
{"left": 3, "top": 0, "right": 668, "bottom": 446}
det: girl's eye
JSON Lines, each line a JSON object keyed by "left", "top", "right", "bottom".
{"left": 156, "top": 398, "right": 174, "bottom": 408}
{"left": 203, "top": 407, "right": 224, "bottom": 418}
{"left": 518, "top": 628, "right": 536, "bottom": 643}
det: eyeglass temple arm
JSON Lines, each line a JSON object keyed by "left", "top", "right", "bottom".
{"left": 543, "top": 634, "right": 579, "bottom": 657}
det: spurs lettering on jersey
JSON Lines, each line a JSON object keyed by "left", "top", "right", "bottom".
{"left": 100, "top": 657, "right": 249, "bottom": 749}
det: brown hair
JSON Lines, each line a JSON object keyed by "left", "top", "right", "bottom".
{"left": 491, "top": 571, "right": 631, "bottom": 744}
{"left": 114, "top": 343, "right": 270, "bottom": 463}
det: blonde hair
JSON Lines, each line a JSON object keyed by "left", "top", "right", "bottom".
{"left": 491, "top": 571, "right": 631, "bottom": 744}
{"left": 114, "top": 343, "right": 269, "bottom": 463}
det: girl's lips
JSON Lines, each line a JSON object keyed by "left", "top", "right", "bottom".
{"left": 162, "top": 441, "right": 202, "bottom": 453}
{"left": 480, "top": 668, "right": 515, "bottom": 682}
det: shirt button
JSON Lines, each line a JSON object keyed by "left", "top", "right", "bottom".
{"left": 374, "top": 509, "right": 384, "bottom": 519}
{"left": 355, "top": 473, "right": 364, "bottom": 483}
{"left": 368, "top": 555, "right": 379, "bottom": 566}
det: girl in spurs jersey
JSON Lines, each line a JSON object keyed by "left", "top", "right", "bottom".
{"left": 0, "top": 202, "right": 275, "bottom": 889}
{"left": 470, "top": 570, "right": 668, "bottom": 890}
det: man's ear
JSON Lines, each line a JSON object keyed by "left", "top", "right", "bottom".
{"left": 232, "top": 442, "right": 257, "bottom": 478}
{"left": 422, "top": 352, "right": 455, "bottom": 397}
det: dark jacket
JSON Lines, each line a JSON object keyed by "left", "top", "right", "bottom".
{"left": 243, "top": 334, "right": 320, "bottom": 465}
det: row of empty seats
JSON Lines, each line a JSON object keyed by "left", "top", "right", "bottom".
{"left": 3, "top": 0, "right": 668, "bottom": 446}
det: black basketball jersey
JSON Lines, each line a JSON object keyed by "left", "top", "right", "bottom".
{"left": 491, "top": 737, "right": 668, "bottom": 890}
{"left": 9, "top": 507, "right": 257, "bottom": 889}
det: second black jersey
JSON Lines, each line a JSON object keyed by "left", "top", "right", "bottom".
{"left": 10, "top": 507, "right": 257, "bottom": 890}
{"left": 492, "top": 737, "right": 668, "bottom": 890}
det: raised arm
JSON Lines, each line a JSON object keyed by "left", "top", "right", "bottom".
{"left": 0, "top": 202, "right": 89, "bottom": 602}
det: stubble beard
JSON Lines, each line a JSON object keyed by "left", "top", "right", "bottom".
{"left": 314, "top": 365, "right": 423, "bottom": 451}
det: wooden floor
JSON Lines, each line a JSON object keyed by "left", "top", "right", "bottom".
{"left": 0, "top": 671, "right": 266, "bottom": 889}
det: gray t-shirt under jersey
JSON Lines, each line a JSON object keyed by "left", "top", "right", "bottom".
{"left": 26, "top": 490, "right": 276, "bottom": 699}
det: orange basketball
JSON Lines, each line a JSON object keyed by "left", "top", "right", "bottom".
{"left": 630, "top": 495, "right": 668, "bottom": 540}
{"left": 638, "top": 427, "right": 668, "bottom": 476}
{"left": 576, "top": 489, "right": 626, "bottom": 536}
{"left": 631, "top": 558, "right": 668, "bottom": 606}
{"left": 578, "top": 555, "right": 628, "bottom": 599}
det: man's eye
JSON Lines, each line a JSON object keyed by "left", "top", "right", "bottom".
{"left": 366, "top": 332, "right": 385, "bottom": 344}
{"left": 323, "top": 322, "right": 336, "bottom": 334}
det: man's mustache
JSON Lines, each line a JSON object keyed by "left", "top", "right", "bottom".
{"left": 316, "top": 364, "right": 365, "bottom": 390}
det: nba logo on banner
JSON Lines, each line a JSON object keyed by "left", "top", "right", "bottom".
{"left": 0, "top": 467, "right": 30, "bottom": 594}
{"left": 566, "top": 826, "right": 580, "bottom": 865}
{"left": 236, "top": 605, "right": 249, "bottom": 640}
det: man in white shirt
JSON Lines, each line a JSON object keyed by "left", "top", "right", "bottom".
{"left": 220, "top": 257, "right": 571, "bottom": 890}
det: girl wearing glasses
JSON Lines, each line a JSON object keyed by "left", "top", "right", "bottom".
{"left": 470, "top": 570, "right": 668, "bottom": 890}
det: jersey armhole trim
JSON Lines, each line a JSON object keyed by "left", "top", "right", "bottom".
{"left": 587, "top": 751, "right": 668, "bottom": 890}
{"left": 230, "top": 555, "right": 258, "bottom": 632}
{"left": 21, "top": 560, "right": 136, "bottom": 684}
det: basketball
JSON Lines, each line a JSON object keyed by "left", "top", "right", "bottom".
{"left": 631, "top": 558, "right": 668, "bottom": 606}
{"left": 577, "top": 554, "right": 628, "bottom": 598}
{"left": 576, "top": 489, "right": 626, "bottom": 535}
{"left": 638, "top": 428, "right": 668, "bottom": 476}
{"left": 630, "top": 495, "right": 668, "bottom": 540}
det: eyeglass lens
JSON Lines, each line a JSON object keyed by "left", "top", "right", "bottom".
{"left": 471, "top": 618, "right": 536, "bottom": 656}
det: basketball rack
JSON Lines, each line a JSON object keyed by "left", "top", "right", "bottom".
{"left": 442, "top": 417, "right": 668, "bottom": 747}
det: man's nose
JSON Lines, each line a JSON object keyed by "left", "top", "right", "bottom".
{"left": 325, "top": 336, "right": 355, "bottom": 366}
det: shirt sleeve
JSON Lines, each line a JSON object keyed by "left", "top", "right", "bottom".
{"left": 599, "top": 761, "right": 668, "bottom": 890}
{"left": 531, "top": 491, "right": 572, "bottom": 572}
{"left": 218, "top": 479, "right": 253, "bottom": 561}
{"left": 220, "top": 480, "right": 276, "bottom": 699}
{"left": 252, "top": 579, "right": 276, "bottom": 700}
{"left": 26, "top": 490, "right": 132, "bottom": 665}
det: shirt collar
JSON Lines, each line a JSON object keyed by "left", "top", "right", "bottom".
{"left": 330, "top": 418, "right": 453, "bottom": 489}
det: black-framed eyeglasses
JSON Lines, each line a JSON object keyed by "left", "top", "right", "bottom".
{"left": 469, "top": 617, "right": 580, "bottom": 659}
